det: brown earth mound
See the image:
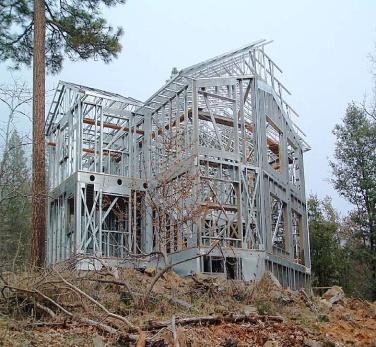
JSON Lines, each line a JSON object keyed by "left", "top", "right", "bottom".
{"left": 0, "top": 264, "right": 374, "bottom": 346}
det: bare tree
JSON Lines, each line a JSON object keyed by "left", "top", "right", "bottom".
{"left": 138, "top": 124, "right": 231, "bottom": 304}
{"left": 0, "top": 80, "right": 32, "bottom": 269}
{"left": 0, "top": 80, "right": 32, "bottom": 207}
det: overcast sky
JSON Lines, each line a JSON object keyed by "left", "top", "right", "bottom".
{"left": 1, "top": 0, "right": 375, "bottom": 214}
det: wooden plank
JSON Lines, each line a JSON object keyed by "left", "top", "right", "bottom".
{"left": 83, "top": 118, "right": 144, "bottom": 135}
{"left": 47, "top": 142, "right": 122, "bottom": 158}
{"left": 200, "top": 202, "right": 238, "bottom": 212}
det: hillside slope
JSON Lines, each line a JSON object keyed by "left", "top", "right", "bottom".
{"left": 0, "top": 265, "right": 375, "bottom": 346}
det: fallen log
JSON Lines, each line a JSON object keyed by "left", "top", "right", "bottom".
{"left": 26, "top": 321, "right": 68, "bottom": 328}
{"left": 143, "top": 314, "right": 284, "bottom": 331}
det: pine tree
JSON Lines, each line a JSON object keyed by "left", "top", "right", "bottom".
{"left": 0, "top": 0, "right": 127, "bottom": 266}
{"left": 0, "top": 130, "right": 31, "bottom": 269}
{"left": 0, "top": 0, "right": 125, "bottom": 73}
{"left": 307, "top": 195, "right": 342, "bottom": 287}
{"left": 308, "top": 195, "right": 375, "bottom": 298}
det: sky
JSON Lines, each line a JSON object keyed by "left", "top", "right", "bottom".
{"left": 0, "top": 0, "right": 375, "bottom": 214}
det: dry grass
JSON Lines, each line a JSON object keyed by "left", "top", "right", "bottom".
{"left": 0, "top": 264, "right": 374, "bottom": 346}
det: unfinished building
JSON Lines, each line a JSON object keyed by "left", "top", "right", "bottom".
{"left": 46, "top": 39, "right": 311, "bottom": 288}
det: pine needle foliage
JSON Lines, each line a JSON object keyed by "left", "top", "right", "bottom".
{"left": 0, "top": 0, "right": 126, "bottom": 73}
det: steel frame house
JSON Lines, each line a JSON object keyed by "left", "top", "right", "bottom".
{"left": 46, "top": 40, "right": 311, "bottom": 288}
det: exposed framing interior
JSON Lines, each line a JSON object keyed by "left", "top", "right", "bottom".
{"left": 46, "top": 39, "right": 311, "bottom": 288}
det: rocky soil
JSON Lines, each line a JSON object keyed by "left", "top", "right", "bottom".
{"left": 0, "top": 264, "right": 375, "bottom": 346}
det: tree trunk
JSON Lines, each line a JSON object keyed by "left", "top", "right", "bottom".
{"left": 31, "top": 0, "right": 46, "bottom": 267}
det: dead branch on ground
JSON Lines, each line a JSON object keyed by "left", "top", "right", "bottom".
{"left": 143, "top": 313, "right": 284, "bottom": 331}
{"left": 54, "top": 270, "right": 139, "bottom": 332}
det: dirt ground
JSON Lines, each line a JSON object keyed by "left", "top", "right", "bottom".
{"left": 319, "top": 298, "right": 376, "bottom": 346}
{"left": 0, "top": 266, "right": 375, "bottom": 346}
